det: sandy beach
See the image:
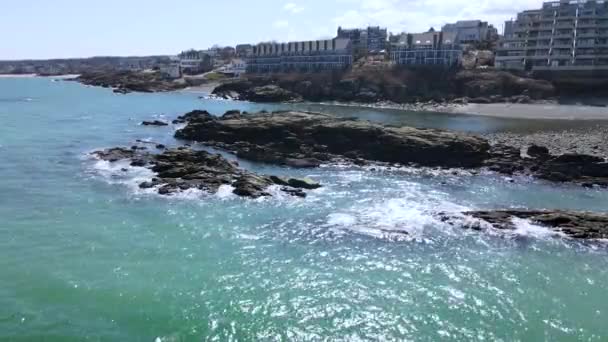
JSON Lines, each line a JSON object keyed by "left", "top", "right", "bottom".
{"left": 0, "top": 74, "right": 37, "bottom": 78}
{"left": 449, "top": 102, "right": 608, "bottom": 120}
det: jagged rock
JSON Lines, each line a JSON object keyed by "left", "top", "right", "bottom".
{"left": 442, "top": 210, "right": 608, "bottom": 240}
{"left": 172, "top": 110, "right": 214, "bottom": 124}
{"left": 92, "top": 147, "right": 135, "bottom": 162}
{"left": 92, "top": 147, "right": 320, "bottom": 198}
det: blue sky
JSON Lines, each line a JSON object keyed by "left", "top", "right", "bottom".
{"left": 0, "top": 0, "right": 539, "bottom": 60}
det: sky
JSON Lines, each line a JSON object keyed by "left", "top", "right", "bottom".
{"left": 0, "top": 0, "right": 541, "bottom": 60}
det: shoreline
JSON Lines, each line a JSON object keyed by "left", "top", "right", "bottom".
{"left": 0, "top": 73, "right": 37, "bottom": 78}
{"left": 311, "top": 100, "right": 608, "bottom": 121}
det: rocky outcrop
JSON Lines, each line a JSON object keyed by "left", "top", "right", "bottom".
{"left": 92, "top": 147, "right": 321, "bottom": 198}
{"left": 485, "top": 145, "right": 608, "bottom": 187}
{"left": 453, "top": 70, "right": 555, "bottom": 100}
{"left": 76, "top": 71, "right": 186, "bottom": 93}
{"left": 441, "top": 210, "right": 608, "bottom": 240}
{"left": 174, "top": 110, "right": 608, "bottom": 187}
{"left": 212, "top": 68, "right": 556, "bottom": 104}
{"left": 175, "top": 111, "right": 492, "bottom": 169}
{"left": 141, "top": 120, "right": 169, "bottom": 126}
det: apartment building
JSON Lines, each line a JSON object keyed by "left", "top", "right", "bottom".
{"left": 442, "top": 20, "right": 499, "bottom": 44}
{"left": 247, "top": 38, "right": 353, "bottom": 73}
{"left": 496, "top": 0, "right": 608, "bottom": 71}
{"left": 337, "top": 26, "right": 388, "bottom": 56}
{"left": 390, "top": 30, "right": 462, "bottom": 66}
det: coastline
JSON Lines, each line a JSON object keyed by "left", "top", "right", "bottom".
{"left": 0, "top": 73, "right": 37, "bottom": 78}
{"left": 312, "top": 100, "right": 608, "bottom": 121}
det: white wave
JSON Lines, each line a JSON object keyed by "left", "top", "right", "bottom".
{"left": 216, "top": 185, "right": 237, "bottom": 199}
{"left": 327, "top": 213, "right": 357, "bottom": 226}
{"left": 510, "top": 218, "right": 563, "bottom": 239}
{"left": 88, "top": 158, "right": 157, "bottom": 195}
{"left": 323, "top": 182, "right": 469, "bottom": 240}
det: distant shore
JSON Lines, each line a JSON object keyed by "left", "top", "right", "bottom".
{"left": 0, "top": 74, "right": 37, "bottom": 78}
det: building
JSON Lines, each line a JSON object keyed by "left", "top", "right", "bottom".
{"left": 247, "top": 38, "right": 353, "bottom": 73}
{"left": 503, "top": 20, "right": 516, "bottom": 38}
{"left": 337, "top": 26, "right": 388, "bottom": 56}
{"left": 236, "top": 44, "right": 254, "bottom": 57}
{"left": 496, "top": 0, "right": 608, "bottom": 71}
{"left": 219, "top": 58, "right": 247, "bottom": 77}
{"left": 178, "top": 50, "right": 213, "bottom": 75}
{"left": 390, "top": 30, "right": 462, "bottom": 66}
{"left": 442, "top": 20, "right": 499, "bottom": 44}
{"left": 159, "top": 57, "right": 181, "bottom": 79}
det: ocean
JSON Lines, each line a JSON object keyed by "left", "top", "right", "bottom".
{"left": 1, "top": 77, "right": 608, "bottom": 341}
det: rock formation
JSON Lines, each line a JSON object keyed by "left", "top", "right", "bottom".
{"left": 174, "top": 110, "right": 608, "bottom": 187}
{"left": 175, "top": 110, "right": 492, "bottom": 169}
{"left": 92, "top": 147, "right": 321, "bottom": 198}
{"left": 441, "top": 210, "right": 608, "bottom": 240}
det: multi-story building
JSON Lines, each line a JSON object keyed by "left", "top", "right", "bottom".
{"left": 337, "top": 26, "right": 388, "bottom": 56}
{"left": 236, "top": 44, "right": 254, "bottom": 57}
{"left": 247, "top": 38, "right": 353, "bottom": 73}
{"left": 442, "top": 20, "right": 499, "bottom": 44}
{"left": 178, "top": 50, "right": 213, "bottom": 75}
{"left": 504, "top": 20, "right": 516, "bottom": 38}
{"left": 496, "top": 0, "right": 608, "bottom": 71}
{"left": 390, "top": 30, "right": 462, "bottom": 66}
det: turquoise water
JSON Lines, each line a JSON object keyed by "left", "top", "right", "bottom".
{"left": 1, "top": 77, "right": 608, "bottom": 341}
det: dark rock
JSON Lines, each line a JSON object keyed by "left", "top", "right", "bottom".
{"left": 77, "top": 70, "right": 186, "bottom": 93}
{"left": 156, "top": 144, "right": 166, "bottom": 149}
{"left": 93, "top": 147, "right": 135, "bottom": 162}
{"left": 445, "top": 210, "right": 608, "bottom": 240}
{"left": 527, "top": 145, "right": 550, "bottom": 158}
{"left": 91, "top": 147, "right": 320, "bottom": 199}
{"left": 142, "top": 120, "right": 169, "bottom": 126}
{"left": 175, "top": 111, "right": 491, "bottom": 169}
{"left": 245, "top": 85, "right": 301, "bottom": 102}
{"left": 287, "top": 177, "right": 322, "bottom": 190}
{"left": 172, "top": 110, "right": 214, "bottom": 124}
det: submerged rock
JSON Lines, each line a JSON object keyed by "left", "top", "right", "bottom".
{"left": 442, "top": 210, "right": 608, "bottom": 240}
{"left": 92, "top": 147, "right": 320, "bottom": 199}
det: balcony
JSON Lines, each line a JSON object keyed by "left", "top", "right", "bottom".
{"left": 497, "top": 45, "right": 525, "bottom": 51}
{"left": 552, "top": 33, "right": 574, "bottom": 39}
{"left": 552, "top": 43, "right": 574, "bottom": 49}
{"left": 578, "top": 32, "right": 600, "bottom": 38}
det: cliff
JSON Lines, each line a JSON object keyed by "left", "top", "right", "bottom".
{"left": 212, "top": 67, "right": 556, "bottom": 104}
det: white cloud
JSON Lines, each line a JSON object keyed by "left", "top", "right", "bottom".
{"left": 273, "top": 20, "right": 290, "bottom": 29}
{"left": 333, "top": 0, "right": 539, "bottom": 34}
{"left": 284, "top": 2, "right": 305, "bottom": 14}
